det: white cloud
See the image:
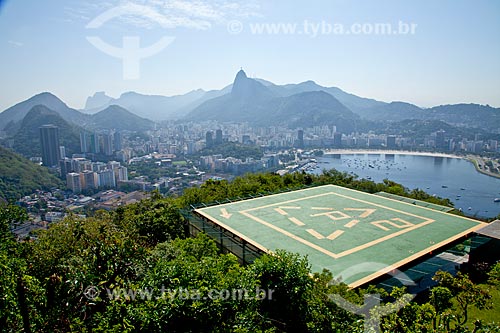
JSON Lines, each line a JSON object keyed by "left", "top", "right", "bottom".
{"left": 115, "top": 2, "right": 214, "bottom": 30}
{"left": 8, "top": 40, "right": 24, "bottom": 47}
{"left": 74, "top": 0, "right": 261, "bottom": 30}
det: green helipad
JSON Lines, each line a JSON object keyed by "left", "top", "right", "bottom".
{"left": 194, "top": 185, "right": 486, "bottom": 287}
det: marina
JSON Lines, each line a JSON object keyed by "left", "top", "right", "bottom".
{"left": 310, "top": 153, "right": 500, "bottom": 219}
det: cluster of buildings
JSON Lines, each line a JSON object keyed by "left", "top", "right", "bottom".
{"left": 64, "top": 158, "right": 128, "bottom": 193}
{"left": 91, "top": 190, "right": 150, "bottom": 210}
{"left": 448, "top": 138, "right": 498, "bottom": 153}
{"left": 199, "top": 154, "right": 281, "bottom": 175}
{"left": 292, "top": 128, "right": 499, "bottom": 153}
{"left": 12, "top": 188, "right": 153, "bottom": 239}
{"left": 39, "top": 125, "right": 128, "bottom": 165}
{"left": 38, "top": 125, "right": 129, "bottom": 193}
{"left": 79, "top": 129, "right": 122, "bottom": 156}
{"left": 36, "top": 120, "right": 499, "bottom": 195}
{"left": 119, "top": 122, "right": 499, "bottom": 180}
{"left": 143, "top": 122, "right": 498, "bottom": 155}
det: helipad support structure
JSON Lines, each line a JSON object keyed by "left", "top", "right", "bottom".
{"left": 193, "top": 185, "right": 486, "bottom": 288}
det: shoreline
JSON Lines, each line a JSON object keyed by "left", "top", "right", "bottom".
{"left": 466, "top": 155, "right": 500, "bottom": 180}
{"left": 323, "top": 149, "right": 461, "bottom": 159}
{"left": 322, "top": 149, "right": 500, "bottom": 180}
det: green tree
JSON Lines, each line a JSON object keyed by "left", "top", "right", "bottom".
{"left": 95, "top": 234, "right": 254, "bottom": 332}
{"left": 433, "top": 271, "right": 492, "bottom": 326}
{"left": 307, "top": 269, "right": 362, "bottom": 332}
{"left": 26, "top": 213, "right": 148, "bottom": 331}
{"left": 0, "top": 204, "right": 46, "bottom": 332}
{"left": 250, "top": 250, "right": 314, "bottom": 332}
{"left": 115, "top": 193, "right": 186, "bottom": 247}
{"left": 381, "top": 301, "right": 435, "bottom": 333}
{"left": 0, "top": 203, "right": 27, "bottom": 244}
{"left": 430, "top": 286, "right": 454, "bottom": 329}
{"left": 488, "top": 262, "right": 500, "bottom": 286}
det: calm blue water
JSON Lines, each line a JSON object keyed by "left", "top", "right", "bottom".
{"left": 311, "top": 154, "right": 500, "bottom": 219}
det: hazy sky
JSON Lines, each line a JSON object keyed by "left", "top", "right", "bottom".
{"left": 1, "top": 0, "right": 499, "bottom": 111}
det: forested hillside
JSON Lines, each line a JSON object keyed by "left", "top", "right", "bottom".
{"left": 0, "top": 146, "right": 63, "bottom": 201}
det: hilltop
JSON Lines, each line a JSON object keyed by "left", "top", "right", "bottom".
{"left": 10, "top": 105, "right": 81, "bottom": 158}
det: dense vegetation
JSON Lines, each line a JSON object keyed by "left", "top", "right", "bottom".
{"left": 179, "top": 169, "right": 454, "bottom": 208}
{"left": 0, "top": 146, "right": 63, "bottom": 201}
{"left": 1, "top": 170, "right": 499, "bottom": 332}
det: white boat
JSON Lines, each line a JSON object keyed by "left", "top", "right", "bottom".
{"left": 494, "top": 198, "right": 500, "bottom": 203}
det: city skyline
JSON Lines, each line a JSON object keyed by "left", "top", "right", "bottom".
{"left": 1, "top": 0, "right": 499, "bottom": 111}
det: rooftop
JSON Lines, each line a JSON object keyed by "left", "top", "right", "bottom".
{"left": 195, "top": 185, "right": 486, "bottom": 287}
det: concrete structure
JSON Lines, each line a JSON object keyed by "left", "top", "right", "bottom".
{"left": 333, "top": 132, "right": 342, "bottom": 148}
{"left": 205, "top": 131, "right": 213, "bottom": 148}
{"left": 80, "top": 130, "right": 88, "bottom": 153}
{"left": 97, "top": 169, "right": 116, "bottom": 188}
{"left": 90, "top": 132, "right": 99, "bottom": 154}
{"left": 116, "top": 166, "right": 128, "bottom": 182}
{"left": 436, "top": 130, "right": 446, "bottom": 149}
{"left": 113, "top": 131, "right": 122, "bottom": 151}
{"left": 193, "top": 185, "right": 485, "bottom": 288}
{"left": 80, "top": 170, "right": 97, "bottom": 190}
{"left": 39, "top": 125, "right": 60, "bottom": 167}
{"left": 66, "top": 172, "right": 82, "bottom": 193}
{"left": 297, "top": 129, "right": 304, "bottom": 149}
{"left": 215, "top": 129, "right": 223, "bottom": 145}
{"left": 102, "top": 133, "right": 114, "bottom": 156}
{"left": 59, "top": 146, "right": 66, "bottom": 159}
{"left": 386, "top": 135, "right": 397, "bottom": 149}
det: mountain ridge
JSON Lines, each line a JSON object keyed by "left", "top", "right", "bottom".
{"left": 2, "top": 71, "right": 499, "bottom": 132}
{"left": 0, "top": 92, "right": 89, "bottom": 131}
{"left": 184, "top": 70, "right": 359, "bottom": 131}
{"left": 1, "top": 103, "right": 155, "bottom": 158}
{"left": 89, "top": 105, "right": 154, "bottom": 131}
{"left": 82, "top": 90, "right": 209, "bottom": 120}
{"left": 0, "top": 94, "right": 156, "bottom": 135}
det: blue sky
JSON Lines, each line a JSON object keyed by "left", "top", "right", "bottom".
{"left": 0, "top": 0, "right": 499, "bottom": 111}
